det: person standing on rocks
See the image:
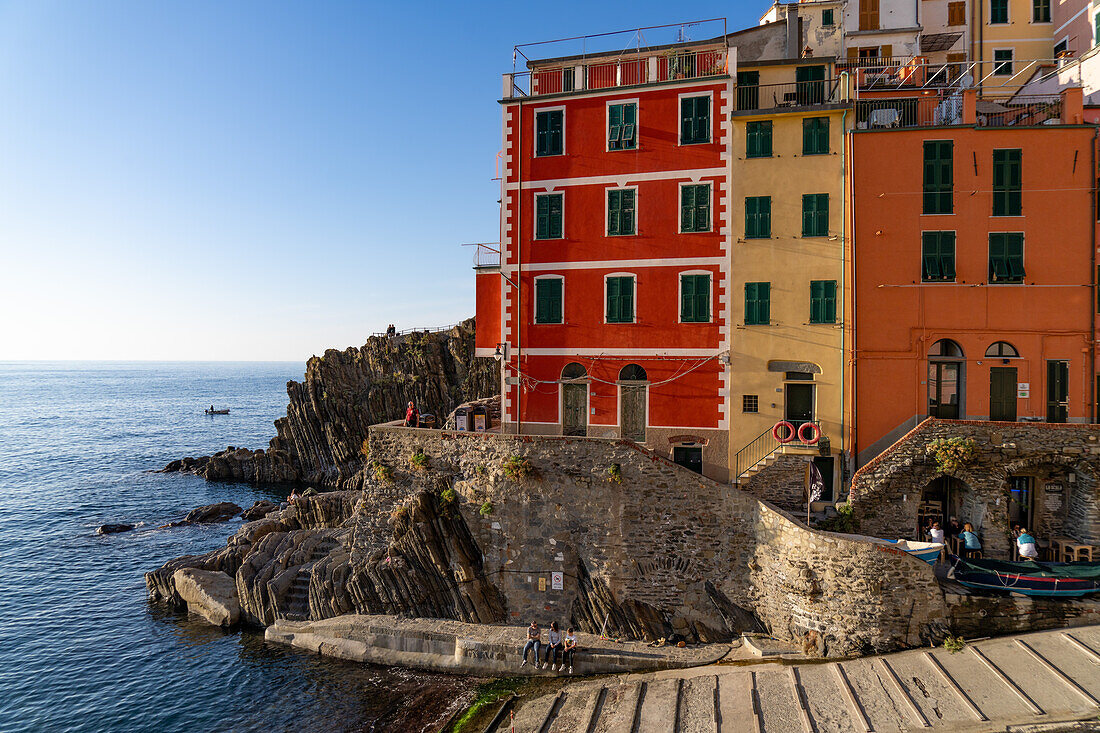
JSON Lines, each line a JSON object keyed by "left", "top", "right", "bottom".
{"left": 404, "top": 401, "right": 419, "bottom": 428}
{"left": 544, "top": 621, "right": 563, "bottom": 671}
{"left": 520, "top": 621, "right": 541, "bottom": 668}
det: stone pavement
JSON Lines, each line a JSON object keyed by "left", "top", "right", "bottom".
{"left": 499, "top": 625, "right": 1100, "bottom": 732}
{"left": 265, "top": 614, "right": 729, "bottom": 676}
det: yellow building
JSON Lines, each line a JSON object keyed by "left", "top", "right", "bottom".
{"left": 970, "top": 0, "right": 1055, "bottom": 96}
{"left": 728, "top": 61, "right": 849, "bottom": 509}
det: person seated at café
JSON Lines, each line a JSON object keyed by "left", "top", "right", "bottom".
{"left": 960, "top": 522, "right": 982, "bottom": 558}
{"left": 1016, "top": 528, "right": 1040, "bottom": 560}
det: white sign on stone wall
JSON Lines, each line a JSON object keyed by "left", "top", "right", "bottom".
{"left": 551, "top": 572, "right": 563, "bottom": 590}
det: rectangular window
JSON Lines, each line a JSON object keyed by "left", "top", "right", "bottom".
{"left": 948, "top": 1, "right": 966, "bottom": 25}
{"left": 745, "top": 282, "right": 771, "bottom": 325}
{"left": 743, "top": 394, "right": 759, "bottom": 413}
{"left": 993, "top": 49, "right": 1014, "bottom": 75}
{"left": 802, "top": 193, "right": 829, "bottom": 237}
{"left": 802, "top": 117, "right": 829, "bottom": 155}
{"left": 606, "top": 276, "right": 635, "bottom": 323}
{"left": 535, "top": 193, "right": 563, "bottom": 239}
{"left": 737, "top": 70, "right": 760, "bottom": 110}
{"left": 1033, "top": 0, "right": 1050, "bottom": 22}
{"left": 989, "top": 232, "right": 1025, "bottom": 283}
{"left": 607, "top": 188, "right": 636, "bottom": 236}
{"left": 992, "top": 148, "right": 1022, "bottom": 216}
{"left": 809, "top": 280, "right": 837, "bottom": 324}
{"left": 681, "top": 184, "right": 711, "bottom": 232}
{"left": 923, "top": 140, "right": 953, "bottom": 214}
{"left": 745, "top": 196, "right": 772, "bottom": 239}
{"left": 822, "top": 8, "right": 835, "bottom": 25}
{"left": 921, "top": 231, "right": 957, "bottom": 282}
{"left": 680, "top": 95, "right": 710, "bottom": 144}
{"left": 561, "top": 68, "right": 574, "bottom": 93}
{"left": 534, "top": 278, "right": 562, "bottom": 324}
{"left": 746, "top": 120, "right": 772, "bottom": 158}
{"left": 990, "top": 0, "right": 1008, "bottom": 23}
{"left": 680, "top": 274, "right": 711, "bottom": 323}
{"left": 535, "top": 110, "right": 563, "bottom": 156}
{"left": 1055, "top": 39, "right": 1068, "bottom": 56}
{"left": 608, "top": 102, "right": 637, "bottom": 151}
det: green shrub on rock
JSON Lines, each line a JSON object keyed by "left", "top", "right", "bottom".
{"left": 501, "top": 455, "right": 532, "bottom": 481}
{"left": 927, "top": 437, "right": 978, "bottom": 474}
{"left": 440, "top": 488, "right": 457, "bottom": 505}
{"left": 607, "top": 463, "right": 623, "bottom": 484}
{"left": 371, "top": 460, "right": 394, "bottom": 484}
{"left": 942, "top": 635, "right": 966, "bottom": 654}
{"left": 409, "top": 449, "right": 429, "bottom": 471}
{"left": 479, "top": 500, "right": 493, "bottom": 516}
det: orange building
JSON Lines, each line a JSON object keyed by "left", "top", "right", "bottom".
{"left": 846, "top": 88, "right": 1097, "bottom": 465}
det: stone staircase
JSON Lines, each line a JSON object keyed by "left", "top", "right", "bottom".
{"left": 279, "top": 535, "right": 343, "bottom": 622}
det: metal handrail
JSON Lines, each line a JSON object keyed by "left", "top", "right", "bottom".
{"left": 733, "top": 420, "right": 822, "bottom": 480}
{"left": 369, "top": 323, "right": 462, "bottom": 339}
{"left": 734, "top": 79, "right": 843, "bottom": 111}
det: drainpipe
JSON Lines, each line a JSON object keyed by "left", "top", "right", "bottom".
{"left": 515, "top": 97, "right": 524, "bottom": 436}
{"left": 840, "top": 76, "right": 850, "bottom": 491}
{"left": 1092, "top": 127, "right": 1097, "bottom": 423}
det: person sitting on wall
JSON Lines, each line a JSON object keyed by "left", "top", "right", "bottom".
{"left": 544, "top": 621, "right": 564, "bottom": 671}
{"left": 520, "top": 620, "right": 541, "bottom": 669}
{"left": 288, "top": 488, "right": 300, "bottom": 504}
{"left": 403, "top": 401, "right": 419, "bottom": 428}
{"left": 562, "top": 627, "right": 579, "bottom": 675}
{"left": 1016, "top": 528, "right": 1040, "bottom": 560}
{"left": 960, "top": 522, "right": 983, "bottom": 558}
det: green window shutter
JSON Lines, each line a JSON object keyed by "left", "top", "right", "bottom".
{"left": 607, "top": 276, "right": 634, "bottom": 323}
{"left": 993, "top": 149, "right": 1022, "bottom": 216}
{"left": 922, "top": 231, "right": 956, "bottom": 281}
{"left": 991, "top": 0, "right": 1008, "bottom": 23}
{"left": 1006, "top": 233, "right": 1024, "bottom": 280}
{"left": 803, "top": 117, "right": 829, "bottom": 155}
{"left": 535, "top": 278, "right": 562, "bottom": 324}
{"left": 547, "top": 194, "right": 562, "bottom": 238}
{"left": 608, "top": 189, "right": 635, "bottom": 235}
{"left": 681, "top": 274, "right": 710, "bottom": 322}
{"left": 606, "top": 277, "right": 619, "bottom": 322}
{"left": 810, "top": 280, "right": 836, "bottom": 323}
{"left": 683, "top": 185, "right": 710, "bottom": 232}
{"left": 747, "top": 121, "right": 772, "bottom": 157}
{"left": 745, "top": 282, "right": 770, "bottom": 325}
{"left": 536, "top": 196, "right": 549, "bottom": 239}
{"left": 536, "top": 110, "right": 563, "bottom": 156}
{"left": 923, "top": 140, "right": 953, "bottom": 214}
{"left": 823, "top": 8, "right": 834, "bottom": 25}
{"left": 802, "top": 194, "right": 828, "bottom": 236}
{"left": 682, "top": 96, "right": 710, "bottom": 144}
{"left": 746, "top": 196, "right": 771, "bottom": 238}
{"left": 824, "top": 280, "right": 837, "bottom": 323}
{"left": 609, "top": 103, "right": 637, "bottom": 150}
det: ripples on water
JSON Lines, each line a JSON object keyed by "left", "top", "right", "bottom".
{"left": 0, "top": 362, "right": 477, "bottom": 732}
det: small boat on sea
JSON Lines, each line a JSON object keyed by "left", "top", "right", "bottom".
{"left": 205, "top": 408, "right": 230, "bottom": 415}
{"left": 949, "top": 555, "right": 1100, "bottom": 597}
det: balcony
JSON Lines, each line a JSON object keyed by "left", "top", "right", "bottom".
{"left": 733, "top": 79, "right": 849, "bottom": 113}
{"left": 463, "top": 242, "right": 501, "bottom": 269}
{"left": 853, "top": 92, "right": 1067, "bottom": 129}
{"left": 503, "top": 18, "right": 730, "bottom": 99}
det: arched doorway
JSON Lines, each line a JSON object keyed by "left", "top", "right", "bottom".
{"left": 928, "top": 339, "right": 964, "bottom": 419}
{"left": 918, "top": 475, "right": 970, "bottom": 541}
{"left": 619, "top": 364, "right": 647, "bottom": 443}
{"left": 561, "top": 363, "right": 587, "bottom": 437}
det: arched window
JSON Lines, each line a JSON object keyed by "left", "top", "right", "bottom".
{"left": 928, "top": 339, "right": 964, "bottom": 358}
{"left": 984, "top": 341, "right": 1019, "bottom": 358}
{"left": 618, "top": 364, "right": 647, "bottom": 381}
{"left": 561, "top": 362, "right": 587, "bottom": 380}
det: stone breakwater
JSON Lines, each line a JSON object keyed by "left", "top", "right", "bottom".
{"left": 148, "top": 427, "right": 957, "bottom": 658}
{"left": 159, "top": 318, "right": 498, "bottom": 489}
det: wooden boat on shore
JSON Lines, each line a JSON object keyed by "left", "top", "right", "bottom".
{"left": 204, "top": 408, "right": 230, "bottom": 415}
{"left": 842, "top": 534, "right": 944, "bottom": 565}
{"left": 949, "top": 555, "right": 1100, "bottom": 597}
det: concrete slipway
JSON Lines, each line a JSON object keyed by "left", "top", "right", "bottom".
{"left": 500, "top": 625, "right": 1100, "bottom": 733}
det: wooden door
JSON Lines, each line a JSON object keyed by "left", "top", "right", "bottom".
{"left": 785, "top": 383, "right": 815, "bottom": 427}
{"left": 620, "top": 385, "right": 647, "bottom": 442}
{"left": 989, "top": 366, "right": 1017, "bottom": 421}
{"left": 563, "top": 383, "right": 587, "bottom": 436}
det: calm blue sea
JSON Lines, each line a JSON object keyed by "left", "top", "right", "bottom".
{"left": 0, "top": 362, "right": 475, "bottom": 733}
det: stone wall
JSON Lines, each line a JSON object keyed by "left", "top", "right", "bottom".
{"left": 850, "top": 419, "right": 1100, "bottom": 558}
{"left": 739, "top": 453, "right": 810, "bottom": 511}
{"left": 365, "top": 426, "right": 949, "bottom": 657}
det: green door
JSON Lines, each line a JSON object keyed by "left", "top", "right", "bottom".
{"left": 990, "top": 367, "right": 1017, "bottom": 422}
{"left": 785, "top": 383, "right": 815, "bottom": 427}
{"left": 1047, "top": 360, "right": 1069, "bottom": 423}
{"left": 796, "top": 65, "right": 826, "bottom": 105}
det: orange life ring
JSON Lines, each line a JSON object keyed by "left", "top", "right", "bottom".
{"left": 798, "top": 421, "right": 820, "bottom": 445}
{"left": 773, "top": 421, "right": 795, "bottom": 443}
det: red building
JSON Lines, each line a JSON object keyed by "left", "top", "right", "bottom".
{"left": 476, "top": 27, "right": 734, "bottom": 480}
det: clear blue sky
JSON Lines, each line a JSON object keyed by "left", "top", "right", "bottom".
{"left": 0, "top": 1, "right": 758, "bottom": 361}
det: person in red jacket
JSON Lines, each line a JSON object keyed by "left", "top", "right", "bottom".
{"left": 404, "top": 401, "right": 419, "bottom": 427}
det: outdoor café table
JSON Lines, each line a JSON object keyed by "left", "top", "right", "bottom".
{"left": 1051, "top": 536, "right": 1074, "bottom": 562}
{"left": 1063, "top": 542, "right": 1095, "bottom": 562}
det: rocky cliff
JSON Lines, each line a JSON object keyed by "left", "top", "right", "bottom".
{"left": 161, "top": 318, "right": 497, "bottom": 489}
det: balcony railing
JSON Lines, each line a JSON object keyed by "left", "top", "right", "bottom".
{"left": 854, "top": 92, "right": 1064, "bottom": 129}
{"left": 508, "top": 47, "right": 729, "bottom": 98}
{"left": 978, "top": 94, "right": 1062, "bottom": 127}
{"left": 462, "top": 242, "right": 501, "bottom": 268}
{"left": 734, "top": 79, "right": 846, "bottom": 112}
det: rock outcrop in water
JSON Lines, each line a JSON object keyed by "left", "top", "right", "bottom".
{"left": 160, "top": 318, "right": 497, "bottom": 490}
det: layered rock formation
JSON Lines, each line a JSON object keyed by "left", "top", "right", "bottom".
{"left": 160, "top": 318, "right": 497, "bottom": 489}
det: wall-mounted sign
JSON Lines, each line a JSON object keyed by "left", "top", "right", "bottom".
{"left": 1017, "top": 383, "right": 1030, "bottom": 398}
{"left": 551, "top": 572, "right": 563, "bottom": 590}
{"left": 538, "top": 577, "right": 546, "bottom": 592}
{"left": 473, "top": 414, "right": 487, "bottom": 432}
